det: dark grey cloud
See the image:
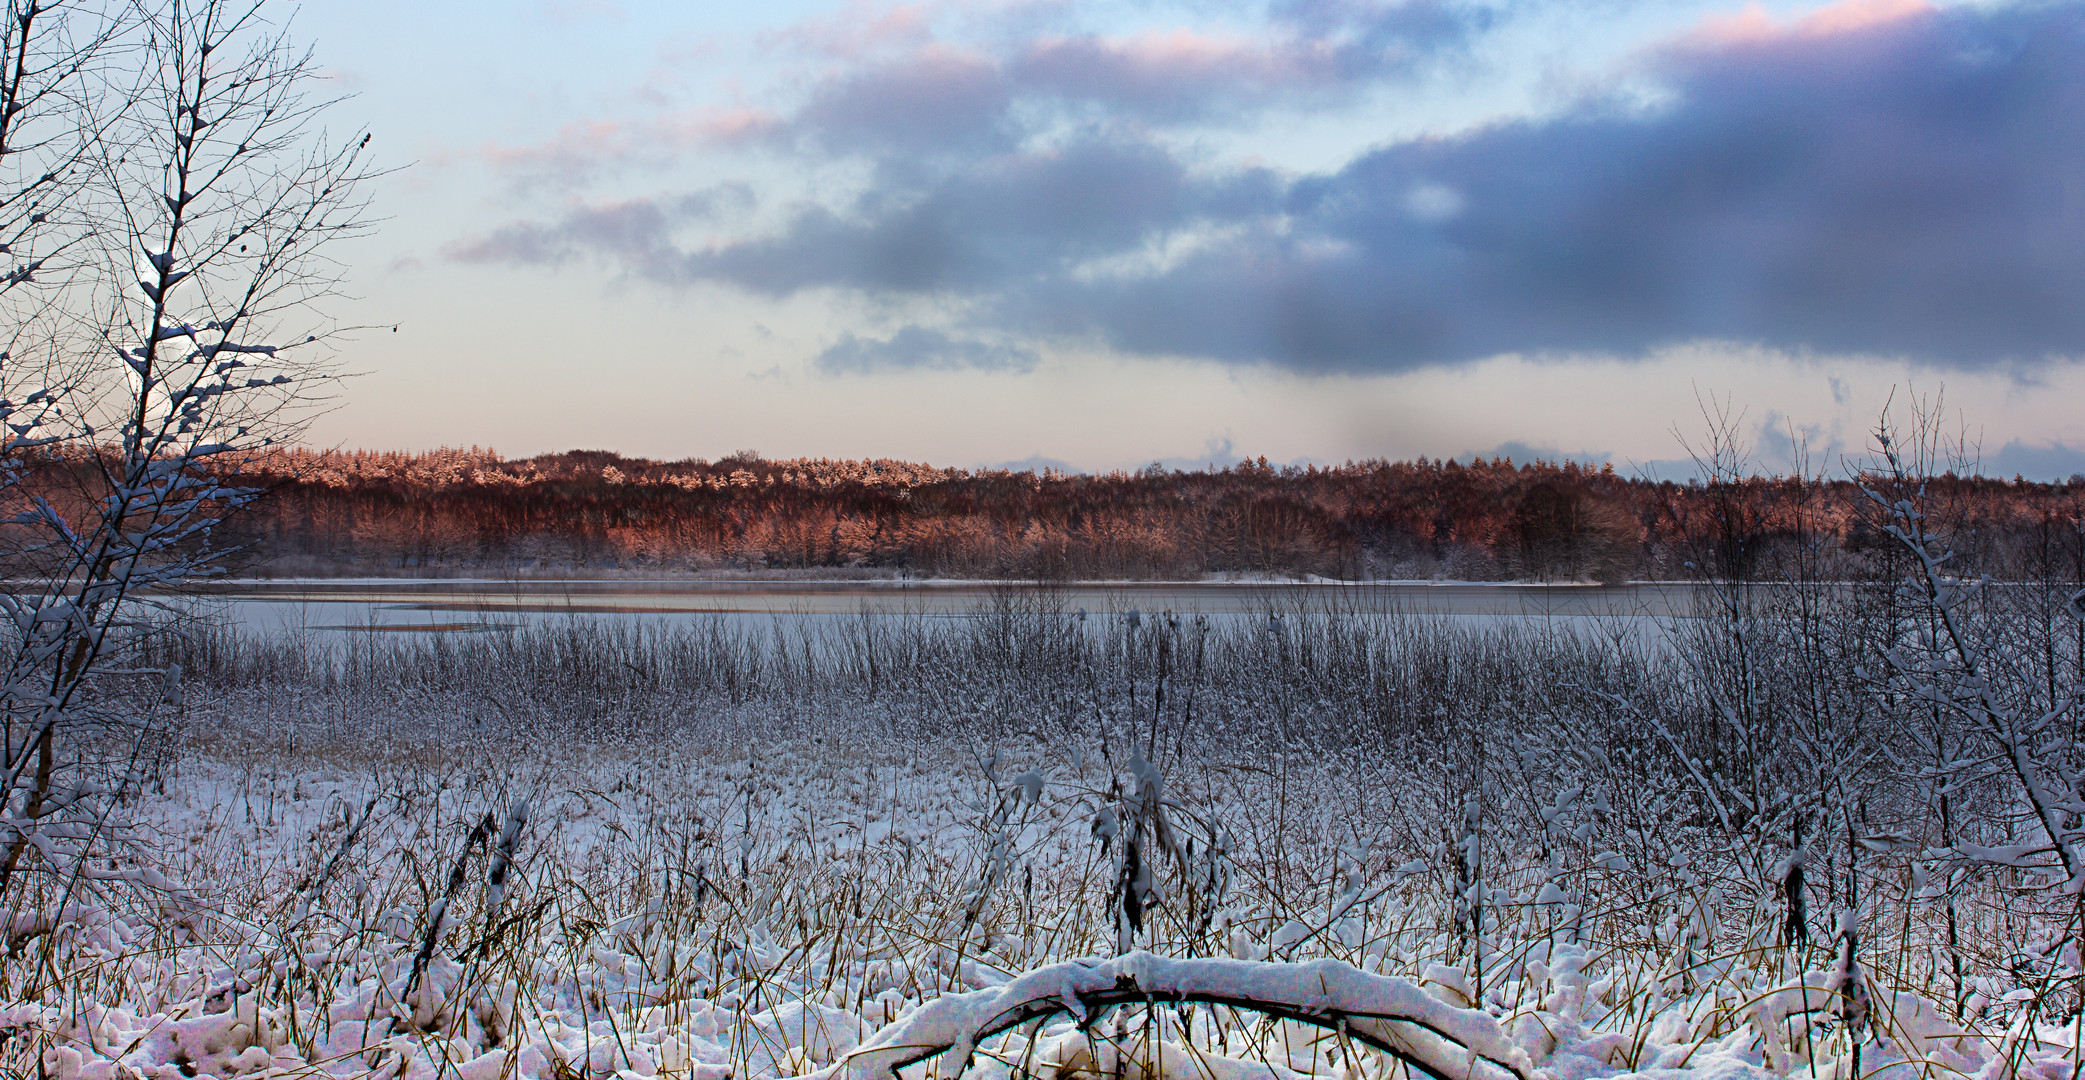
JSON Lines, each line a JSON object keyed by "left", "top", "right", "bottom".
{"left": 455, "top": 2, "right": 2085, "bottom": 374}
{"left": 815, "top": 326, "right": 1039, "bottom": 373}
{"left": 478, "top": 138, "right": 1280, "bottom": 294}
{"left": 1040, "top": 1, "right": 2085, "bottom": 370}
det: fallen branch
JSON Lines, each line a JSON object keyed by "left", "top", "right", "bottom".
{"left": 807, "top": 952, "right": 1535, "bottom": 1080}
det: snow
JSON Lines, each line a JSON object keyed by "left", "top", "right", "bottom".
{"left": 827, "top": 952, "right": 1530, "bottom": 1080}
{"left": 5, "top": 566, "right": 2079, "bottom": 1080}
{"left": 0, "top": 719, "right": 2060, "bottom": 1080}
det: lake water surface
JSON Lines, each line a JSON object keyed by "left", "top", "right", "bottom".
{"left": 168, "top": 578, "right": 1700, "bottom": 641}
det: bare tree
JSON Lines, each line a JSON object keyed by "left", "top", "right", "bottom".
{"left": 0, "top": 0, "right": 372, "bottom": 939}
{"left": 1856, "top": 391, "right": 2085, "bottom": 1050}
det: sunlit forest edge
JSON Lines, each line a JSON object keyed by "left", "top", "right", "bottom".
{"left": 122, "top": 445, "right": 2085, "bottom": 580}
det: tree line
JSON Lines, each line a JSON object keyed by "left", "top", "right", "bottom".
{"left": 142, "top": 445, "right": 2085, "bottom": 581}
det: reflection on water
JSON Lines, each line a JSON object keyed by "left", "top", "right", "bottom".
{"left": 157, "top": 578, "right": 1698, "bottom": 641}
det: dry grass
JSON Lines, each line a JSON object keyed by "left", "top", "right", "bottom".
{"left": 0, "top": 587, "right": 2076, "bottom": 1080}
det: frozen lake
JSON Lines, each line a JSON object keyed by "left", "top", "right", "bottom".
{"left": 161, "top": 578, "right": 1700, "bottom": 640}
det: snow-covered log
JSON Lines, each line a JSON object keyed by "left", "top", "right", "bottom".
{"left": 814, "top": 952, "right": 1534, "bottom": 1080}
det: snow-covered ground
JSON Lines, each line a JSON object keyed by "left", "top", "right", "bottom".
{"left": 4, "top": 602, "right": 2077, "bottom": 1080}
{"left": 7, "top": 730, "right": 2067, "bottom": 1080}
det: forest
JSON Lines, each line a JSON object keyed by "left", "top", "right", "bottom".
{"left": 183, "top": 445, "right": 2085, "bottom": 582}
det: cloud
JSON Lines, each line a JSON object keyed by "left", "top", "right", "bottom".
{"left": 793, "top": 47, "right": 1015, "bottom": 155}
{"left": 476, "top": 120, "right": 630, "bottom": 180}
{"left": 462, "top": 138, "right": 1276, "bottom": 295}
{"left": 445, "top": 198, "right": 675, "bottom": 268}
{"left": 458, "top": 1, "right": 2085, "bottom": 375}
{"left": 1686, "top": 0, "right": 1935, "bottom": 47}
{"left": 768, "top": 0, "right": 1486, "bottom": 152}
{"left": 1005, "top": 0, "right": 1485, "bottom": 122}
{"left": 1043, "top": 0, "right": 2085, "bottom": 371}
{"left": 444, "top": 186, "right": 752, "bottom": 270}
{"left": 815, "top": 326, "right": 1039, "bottom": 372}
{"left": 469, "top": 111, "right": 778, "bottom": 187}
{"left": 474, "top": 0, "right": 1491, "bottom": 181}
{"left": 697, "top": 139, "right": 1277, "bottom": 293}
{"left": 1985, "top": 439, "right": 2085, "bottom": 482}
{"left": 764, "top": 0, "right": 937, "bottom": 61}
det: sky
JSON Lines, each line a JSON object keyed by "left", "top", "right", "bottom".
{"left": 292, "top": 0, "right": 2085, "bottom": 478}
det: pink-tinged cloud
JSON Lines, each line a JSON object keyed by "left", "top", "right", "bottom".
{"left": 1687, "top": 0, "right": 1935, "bottom": 47}
{"left": 765, "top": 0, "right": 936, "bottom": 58}
{"left": 1015, "top": 29, "right": 1340, "bottom": 105}
{"left": 479, "top": 120, "right": 628, "bottom": 172}
{"left": 657, "top": 107, "right": 782, "bottom": 146}
{"left": 472, "top": 109, "right": 779, "bottom": 182}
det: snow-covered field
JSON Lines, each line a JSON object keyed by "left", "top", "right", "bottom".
{"left": 5, "top": 594, "right": 2078, "bottom": 1080}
